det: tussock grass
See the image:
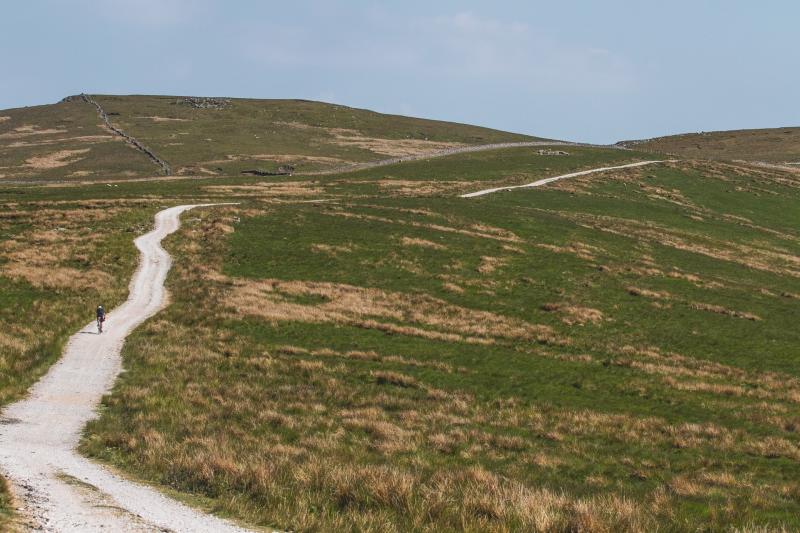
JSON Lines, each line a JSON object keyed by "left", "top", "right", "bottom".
{"left": 50, "top": 151, "right": 800, "bottom": 530}
{"left": 0, "top": 202, "right": 151, "bottom": 404}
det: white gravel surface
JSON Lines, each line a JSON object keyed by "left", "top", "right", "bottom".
{"left": 460, "top": 160, "right": 667, "bottom": 198}
{"left": 0, "top": 204, "right": 252, "bottom": 532}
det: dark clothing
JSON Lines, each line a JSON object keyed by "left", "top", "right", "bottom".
{"left": 96, "top": 307, "right": 105, "bottom": 319}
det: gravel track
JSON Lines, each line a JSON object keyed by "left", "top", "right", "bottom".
{"left": 460, "top": 160, "right": 667, "bottom": 198}
{"left": 0, "top": 204, "right": 251, "bottom": 532}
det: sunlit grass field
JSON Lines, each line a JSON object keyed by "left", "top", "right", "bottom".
{"left": 0, "top": 146, "right": 787, "bottom": 530}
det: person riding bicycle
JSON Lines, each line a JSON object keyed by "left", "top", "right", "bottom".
{"left": 96, "top": 305, "right": 106, "bottom": 333}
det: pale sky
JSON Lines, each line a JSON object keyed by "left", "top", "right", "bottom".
{"left": 2, "top": 0, "right": 798, "bottom": 143}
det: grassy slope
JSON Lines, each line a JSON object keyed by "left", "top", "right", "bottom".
{"left": 0, "top": 95, "right": 540, "bottom": 183}
{"left": 25, "top": 148, "right": 790, "bottom": 530}
{"left": 0, "top": 99, "right": 156, "bottom": 181}
{"left": 621, "top": 126, "right": 800, "bottom": 163}
{"left": 2, "top": 96, "right": 800, "bottom": 530}
{"left": 92, "top": 95, "right": 539, "bottom": 176}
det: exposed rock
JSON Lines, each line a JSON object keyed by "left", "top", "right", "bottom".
{"left": 175, "top": 97, "right": 231, "bottom": 110}
{"left": 241, "top": 165, "right": 294, "bottom": 177}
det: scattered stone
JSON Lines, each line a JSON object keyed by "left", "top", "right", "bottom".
{"left": 175, "top": 97, "right": 231, "bottom": 110}
{"left": 241, "top": 165, "right": 294, "bottom": 177}
{"left": 535, "top": 149, "right": 570, "bottom": 156}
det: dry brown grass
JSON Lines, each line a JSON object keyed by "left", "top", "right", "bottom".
{"left": 477, "top": 256, "right": 508, "bottom": 274}
{"left": 613, "top": 345, "right": 800, "bottom": 407}
{"left": 326, "top": 208, "right": 523, "bottom": 243}
{"left": 0, "top": 124, "right": 66, "bottom": 139}
{"left": 688, "top": 302, "right": 761, "bottom": 321}
{"left": 4, "top": 135, "right": 114, "bottom": 149}
{"left": 442, "top": 281, "right": 465, "bottom": 294}
{"left": 227, "top": 278, "right": 557, "bottom": 345}
{"left": 549, "top": 209, "right": 800, "bottom": 278}
{"left": 541, "top": 303, "right": 606, "bottom": 325}
{"left": 328, "top": 128, "right": 465, "bottom": 157}
{"left": 626, "top": 286, "right": 672, "bottom": 300}
{"left": 375, "top": 179, "right": 476, "bottom": 196}
{"left": 77, "top": 202, "right": 800, "bottom": 531}
{"left": 0, "top": 207, "right": 124, "bottom": 290}
{"left": 24, "top": 148, "right": 91, "bottom": 169}
{"left": 399, "top": 236, "right": 447, "bottom": 250}
{"left": 371, "top": 370, "right": 419, "bottom": 388}
{"left": 203, "top": 181, "right": 324, "bottom": 197}
{"left": 311, "top": 243, "right": 353, "bottom": 256}
{"left": 534, "top": 242, "right": 601, "bottom": 261}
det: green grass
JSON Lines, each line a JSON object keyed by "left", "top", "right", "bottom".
{"left": 0, "top": 99, "right": 156, "bottom": 181}
{"left": 93, "top": 95, "right": 540, "bottom": 175}
{"left": 622, "top": 126, "right": 800, "bottom": 162}
{"left": 2, "top": 97, "right": 799, "bottom": 530}
{"left": 0, "top": 95, "right": 542, "bottom": 183}
{"left": 72, "top": 149, "right": 800, "bottom": 531}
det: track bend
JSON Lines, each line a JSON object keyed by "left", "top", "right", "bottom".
{"left": 0, "top": 204, "right": 250, "bottom": 532}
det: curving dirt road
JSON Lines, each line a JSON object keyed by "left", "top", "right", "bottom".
{"left": 0, "top": 205, "right": 251, "bottom": 532}
{"left": 460, "top": 160, "right": 666, "bottom": 198}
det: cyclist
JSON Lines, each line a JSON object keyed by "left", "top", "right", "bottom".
{"left": 96, "top": 305, "right": 106, "bottom": 333}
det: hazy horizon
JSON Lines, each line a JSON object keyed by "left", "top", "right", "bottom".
{"left": 2, "top": 0, "right": 798, "bottom": 144}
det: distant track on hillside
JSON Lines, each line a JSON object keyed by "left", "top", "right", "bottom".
{"left": 461, "top": 160, "right": 668, "bottom": 198}
{"left": 0, "top": 139, "right": 624, "bottom": 186}
{"left": 0, "top": 205, "right": 250, "bottom": 532}
{"left": 75, "top": 93, "right": 172, "bottom": 176}
{"left": 304, "top": 140, "right": 622, "bottom": 176}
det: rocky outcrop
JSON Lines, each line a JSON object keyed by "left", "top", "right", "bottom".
{"left": 74, "top": 94, "right": 172, "bottom": 175}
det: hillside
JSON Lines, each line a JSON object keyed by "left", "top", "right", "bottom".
{"left": 619, "top": 126, "right": 800, "bottom": 163}
{"left": 0, "top": 95, "right": 541, "bottom": 182}
{"left": 1, "top": 96, "right": 800, "bottom": 531}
